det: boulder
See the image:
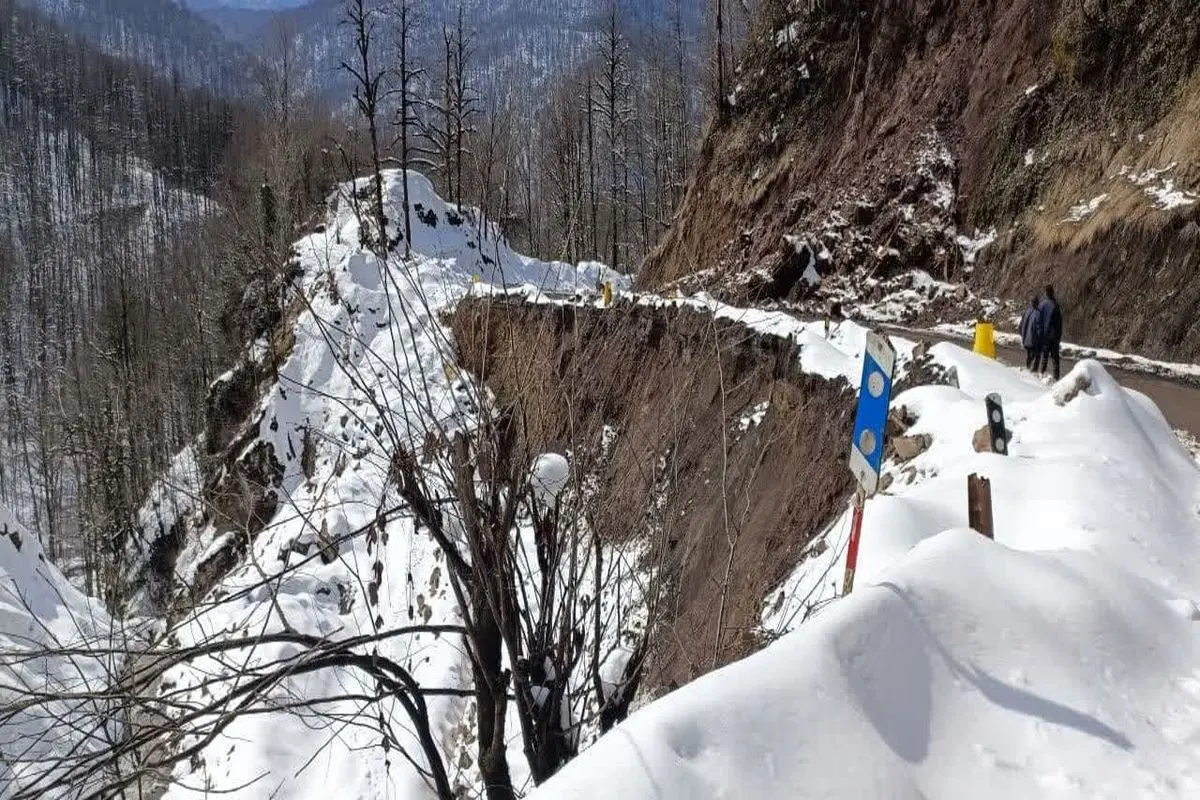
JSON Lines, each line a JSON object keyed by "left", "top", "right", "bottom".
{"left": 892, "top": 433, "right": 932, "bottom": 462}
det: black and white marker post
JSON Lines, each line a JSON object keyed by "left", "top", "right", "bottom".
{"left": 985, "top": 393, "right": 1007, "bottom": 455}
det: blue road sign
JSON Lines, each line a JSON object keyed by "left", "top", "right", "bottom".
{"left": 848, "top": 331, "right": 898, "bottom": 496}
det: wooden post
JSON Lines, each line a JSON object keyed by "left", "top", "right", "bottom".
{"left": 967, "top": 473, "right": 994, "bottom": 539}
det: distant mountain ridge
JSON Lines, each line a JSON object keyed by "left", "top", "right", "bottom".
{"left": 19, "top": 0, "right": 253, "bottom": 94}
{"left": 201, "top": 0, "right": 703, "bottom": 105}
{"left": 22, "top": 0, "right": 701, "bottom": 111}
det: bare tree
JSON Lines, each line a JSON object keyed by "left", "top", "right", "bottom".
{"left": 712, "top": 0, "right": 728, "bottom": 119}
{"left": 388, "top": 0, "right": 423, "bottom": 255}
{"left": 595, "top": 2, "right": 632, "bottom": 270}
{"left": 341, "top": 0, "right": 390, "bottom": 251}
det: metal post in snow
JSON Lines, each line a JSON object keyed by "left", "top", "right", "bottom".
{"left": 842, "top": 330, "right": 898, "bottom": 597}
{"left": 841, "top": 488, "right": 866, "bottom": 596}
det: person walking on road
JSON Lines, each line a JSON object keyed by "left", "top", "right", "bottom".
{"left": 1019, "top": 297, "right": 1041, "bottom": 371}
{"left": 1037, "top": 284, "right": 1063, "bottom": 381}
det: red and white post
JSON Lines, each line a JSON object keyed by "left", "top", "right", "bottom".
{"left": 841, "top": 488, "right": 866, "bottom": 596}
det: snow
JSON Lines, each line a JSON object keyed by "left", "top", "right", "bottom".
{"left": 1145, "top": 179, "right": 1198, "bottom": 211}
{"left": 783, "top": 234, "right": 823, "bottom": 286}
{"left": 534, "top": 351, "right": 1200, "bottom": 799}
{"left": 773, "top": 21, "right": 801, "bottom": 47}
{"left": 915, "top": 132, "right": 957, "bottom": 213}
{"left": 531, "top": 453, "right": 570, "bottom": 505}
{"left": 955, "top": 227, "right": 997, "bottom": 265}
{"left": 1115, "top": 163, "right": 1198, "bottom": 210}
{"left": 735, "top": 401, "right": 770, "bottom": 432}
{"left": 1064, "top": 194, "right": 1108, "bottom": 222}
{"left": 0, "top": 505, "right": 121, "bottom": 798}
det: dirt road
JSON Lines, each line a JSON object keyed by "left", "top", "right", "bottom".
{"left": 888, "top": 327, "right": 1200, "bottom": 438}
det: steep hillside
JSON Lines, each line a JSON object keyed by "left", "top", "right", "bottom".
{"left": 0, "top": 506, "right": 121, "bottom": 797}
{"left": 202, "top": 0, "right": 703, "bottom": 104}
{"left": 111, "top": 166, "right": 957, "bottom": 796}
{"left": 0, "top": 0, "right": 239, "bottom": 556}
{"left": 21, "top": 0, "right": 250, "bottom": 92}
{"left": 642, "top": 0, "right": 1200, "bottom": 361}
{"left": 114, "top": 171, "right": 629, "bottom": 798}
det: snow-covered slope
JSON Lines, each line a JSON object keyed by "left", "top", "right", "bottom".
{"left": 533, "top": 349, "right": 1200, "bottom": 798}
{"left": 0, "top": 506, "right": 120, "bottom": 797}
{"left": 153, "top": 170, "right": 626, "bottom": 798}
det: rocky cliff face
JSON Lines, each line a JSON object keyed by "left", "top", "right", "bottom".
{"left": 641, "top": 0, "right": 1200, "bottom": 359}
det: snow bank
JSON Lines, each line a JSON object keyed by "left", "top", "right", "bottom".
{"left": 0, "top": 506, "right": 120, "bottom": 797}
{"left": 534, "top": 351, "right": 1200, "bottom": 798}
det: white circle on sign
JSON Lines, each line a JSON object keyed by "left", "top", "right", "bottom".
{"left": 995, "top": 437, "right": 1007, "bottom": 453}
{"left": 991, "top": 409, "right": 1002, "bottom": 424}
{"left": 859, "top": 429, "right": 877, "bottom": 456}
{"left": 867, "top": 371, "right": 885, "bottom": 398}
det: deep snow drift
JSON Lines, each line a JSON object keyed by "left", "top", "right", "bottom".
{"left": 534, "top": 349, "right": 1200, "bottom": 798}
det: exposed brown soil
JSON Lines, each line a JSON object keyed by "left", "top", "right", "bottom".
{"left": 451, "top": 297, "right": 856, "bottom": 692}
{"left": 640, "top": 0, "right": 1200, "bottom": 361}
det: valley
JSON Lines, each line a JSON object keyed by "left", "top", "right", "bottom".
{"left": 2, "top": 1, "right": 1200, "bottom": 799}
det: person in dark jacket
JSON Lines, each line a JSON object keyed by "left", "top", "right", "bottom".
{"left": 1037, "top": 285, "right": 1063, "bottom": 381}
{"left": 1018, "top": 297, "right": 1041, "bottom": 370}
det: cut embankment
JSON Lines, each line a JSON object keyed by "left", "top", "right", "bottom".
{"left": 451, "top": 296, "right": 862, "bottom": 690}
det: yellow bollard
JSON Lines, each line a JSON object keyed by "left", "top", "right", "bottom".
{"left": 602, "top": 281, "right": 613, "bottom": 307}
{"left": 973, "top": 320, "right": 996, "bottom": 360}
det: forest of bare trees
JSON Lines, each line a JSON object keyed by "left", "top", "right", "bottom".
{"left": 342, "top": 0, "right": 721, "bottom": 270}
{"left": 0, "top": 0, "right": 341, "bottom": 601}
{"left": 0, "top": 0, "right": 757, "bottom": 607}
